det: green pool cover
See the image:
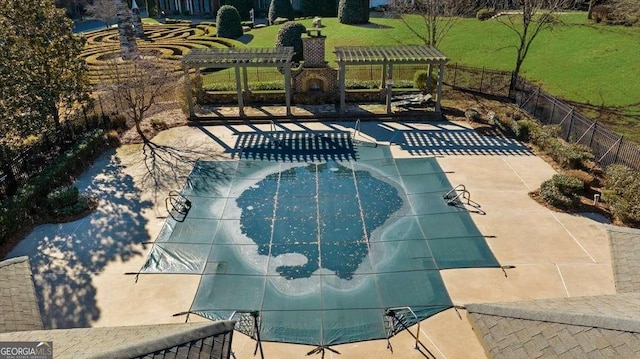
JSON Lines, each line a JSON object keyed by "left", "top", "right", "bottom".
{"left": 140, "top": 142, "right": 499, "bottom": 346}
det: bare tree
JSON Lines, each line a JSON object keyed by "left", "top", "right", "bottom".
{"left": 86, "top": 0, "right": 118, "bottom": 28}
{"left": 101, "top": 57, "right": 180, "bottom": 143}
{"left": 497, "top": 0, "right": 571, "bottom": 90}
{"left": 587, "top": 0, "right": 600, "bottom": 19}
{"left": 388, "top": 0, "right": 466, "bottom": 48}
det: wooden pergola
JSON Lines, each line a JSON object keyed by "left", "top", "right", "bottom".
{"left": 181, "top": 47, "right": 295, "bottom": 118}
{"left": 334, "top": 45, "right": 449, "bottom": 114}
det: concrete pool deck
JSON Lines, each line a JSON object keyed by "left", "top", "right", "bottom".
{"left": 4, "top": 120, "right": 615, "bottom": 358}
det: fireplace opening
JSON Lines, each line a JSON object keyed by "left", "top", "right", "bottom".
{"left": 304, "top": 77, "right": 326, "bottom": 93}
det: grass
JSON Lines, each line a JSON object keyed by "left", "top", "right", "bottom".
{"left": 142, "top": 18, "right": 161, "bottom": 24}
{"left": 230, "top": 13, "right": 640, "bottom": 139}
{"left": 439, "top": 13, "right": 640, "bottom": 112}
{"left": 238, "top": 14, "right": 639, "bottom": 108}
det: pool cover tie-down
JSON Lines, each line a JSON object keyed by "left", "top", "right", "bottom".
{"left": 139, "top": 143, "right": 499, "bottom": 346}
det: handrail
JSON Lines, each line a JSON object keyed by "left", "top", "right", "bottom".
{"left": 443, "top": 184, "right": 471, "bottom": 205}
{"left": 165, "top": 190, "right": 191, "bottom": 215}
{"left": 353, "top": 119, "right": 361, "bottom": 137}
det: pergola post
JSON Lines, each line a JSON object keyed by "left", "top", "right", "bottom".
{"left": 284, "top": 65, "right": 292, "bottom": 116}
{"left": 235, "top": 66, "right": 244, "bottom": 116}
{"left": 339, "top": 62, "right": 346, "bottom": 114}
{"left": 183, "top": 66, "right": 194, "bottom": 119}
{"left": 436, "top": 62, "right": 445, "bottom": 114}
{"left": 381, "top": 63, "right": 387, "bottom": 89}
{"left": 242, "top": 67, "right": 249, "bottom": 92}
{"left": 386, "top": 63, "right": 394, "bottom": 115}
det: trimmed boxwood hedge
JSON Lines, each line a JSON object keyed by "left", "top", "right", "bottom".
{"left": 268, "top": 0, "right": 295, "bottom": 24}
{"left": 275, "top": 22, "right": 307, "bottom": 62}
{"left": 338, "top": 0, "right": 369, "bottom": 25}
{"left": 539, "top": 173, "right": 584, "bottom": 210}
{"left": 223, "top": 0, "right": 252, "bottom": 21}
{"left": 216, "top": 5, "right": 243, "bottom": 39}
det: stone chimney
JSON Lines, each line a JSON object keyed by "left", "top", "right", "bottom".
{"left": 302, "top": 29, "right": 326, "bottom": 68}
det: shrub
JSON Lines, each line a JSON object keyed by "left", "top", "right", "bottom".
{"left": 338, "top": 0, "right": 369, "bottom": 25}
{"left": 492, "top": 115, "right": 514, "bottom": 136}
{"left": 107, "top": 130, "right": 121, "bottom": 147}
{"left": 565, "top": 169, "right": 595, "bottom": 190}
{"left": 604, "top": 164, "right": 636, "bottom": 190}
{"left": 513, "top": 119, "right": 539, "bottom": 142}
{"left": 216, "top": 5, "right": 243, "bottom": 39}
{"left": 46, "top": 185, "right": 90, "bottom": 218}
{"left": 47, "top": 185, "right": 80, "bottom": 210}
{"left": 275, "top": 22, "right": 307, "bottom": 62}
{"left": 591, "top": 5, "right": 611, "bottom": 23}
{"left": 540, "top": 179, "right": 575, "bottom": 209}
{"left": 551, "top": 173, "right": 584, "bottom": 196}
{"left": 540, "top": 180, "right": 575, "bottom": 209}
{"left": 476, "top": 8, "right": 495, "bottom": 21}
{"left": 0, "top": 130, "right": 106, "bottom": 242}
{"left": 268, "top": 0, "right": 295, "bottom": 24}
{"left": 539, "top": 173, "right": 584, "bottom": 209}
{"left": 150, "top": 118, "right": 168, "bottom": 131}
{"left": 464, "top": 108, "right": 482, "bottom": 123}
{"left": 302, "top": 0, "right": 337, "bottom": 17}
{"left": 553, "top": 143, "right": 594, "bottom": 170}
{"left": 110, "top": 113, "right": 128, "bottom": 131}
{"left": 413, "top": 70, "right": 436, "bottom": 92}
{"left": 223, "top": 0, "right": 252, "bottom": 21}
{"left": 602, "top": 164, "right": 640, "bottom": 223}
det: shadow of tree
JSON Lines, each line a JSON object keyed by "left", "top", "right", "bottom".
{"left": 4, "top": 150, "right": 153, "bottom": 329}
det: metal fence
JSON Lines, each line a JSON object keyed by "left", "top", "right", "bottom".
{"left": 445, "top": 63, "right": 512, "bottom": 98}
{"left": 447, "top": 63, "right": 640, "bottom": 170}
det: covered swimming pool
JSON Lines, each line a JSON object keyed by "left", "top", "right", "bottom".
{"left": 139, "top": 138, "right": 499, "bottom": 348}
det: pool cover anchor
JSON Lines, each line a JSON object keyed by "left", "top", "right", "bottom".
{"left": 227, "top": 310, "right": 264, "bottom": 359}
{"left": 306, "top": 345, "right": 340, "bottom": 358}
{"left": 501, "top": 265, "right": 516, "bottom": 277}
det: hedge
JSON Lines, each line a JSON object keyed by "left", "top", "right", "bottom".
{"left": 268, "top": 0, "right": 295, "bottom": 24}
{"left": 275, "top": 22, "right": 307, "bottom": 62}
{"left": 216, "top": 5, "right": 243, "bottom": 39}
{"left": 338, "top": 0, "right": 369, "bottom": 25}
{"left": 0, "top": 129, "right": 106, "bottom": 242}
{"left": 223, "top": 0, "right": 252, "bottom": 21}
{"left": 602, "top": 164, "right": 640, "bottom": 224}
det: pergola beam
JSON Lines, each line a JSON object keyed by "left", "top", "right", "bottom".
{"left": 181, "top": 47, "right": 294, "bottom": 117}
{"left": 334, "top": 45, "right": 449, "bottom": 115}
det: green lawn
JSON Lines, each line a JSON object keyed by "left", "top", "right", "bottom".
{"left": 238, "top": 13, "right": 639, "bottom": 114}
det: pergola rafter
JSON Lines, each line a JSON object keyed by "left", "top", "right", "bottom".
{"left": 334, "top": 45, "right": 449, "bottom": 114}
{"left": 181, "top": 47, "right": 295, "bottom": 118}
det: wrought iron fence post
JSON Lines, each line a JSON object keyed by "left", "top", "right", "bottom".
{"left": 479, "top": 67, "right": 485, "bottom": 93}
{"left": 614, "top": 135, "right": 623, "bottom": 165}
{"left": 549, "top": 96, "right": 556, "bottom": 124}
{"left": 589, "top": 121, "right": 597, "bottom": 147}
{"left": 533, "top": 86, "right": 541, "bottom": 117}
{"left": 566, "top": 108, "right": 574, "bottom": 142}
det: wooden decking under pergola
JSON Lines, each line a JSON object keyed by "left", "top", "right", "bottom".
{"left": 334, "top": 45, "right": 449, "bottom": 114}
{"left": 182, "top": 47, "right": 295, "bottom": 118}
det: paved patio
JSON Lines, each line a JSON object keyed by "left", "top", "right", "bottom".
{"left": 4, "top": 120, "right": 615, "bottom": 358}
